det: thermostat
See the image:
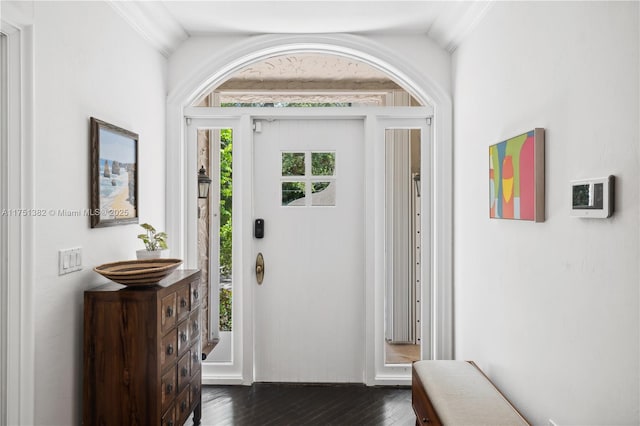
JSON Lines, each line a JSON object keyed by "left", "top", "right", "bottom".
{"left": 570, "top": 175, "right": 615, "bottom": 218}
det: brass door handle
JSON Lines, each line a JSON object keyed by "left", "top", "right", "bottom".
{"left": 256, "top": 253, "right": 264, "bottom": 284}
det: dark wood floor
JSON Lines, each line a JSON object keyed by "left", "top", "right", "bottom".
{"left": 194, "top": 383, "right": 415, "bottom": 425}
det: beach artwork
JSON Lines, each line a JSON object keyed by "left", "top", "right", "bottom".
{"left": 90, "top": 118, "right": 139, "bottom": 228}
{"left": 489, "top": 128, "right": 545, "bottom": 222}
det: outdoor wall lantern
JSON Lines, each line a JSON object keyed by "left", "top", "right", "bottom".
{"left": 198, "top": 165, "right": 212, "bottom": 199}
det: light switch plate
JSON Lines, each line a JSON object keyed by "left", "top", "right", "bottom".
{"left": 58, "top": 247, "right": 82, "bottom": 275}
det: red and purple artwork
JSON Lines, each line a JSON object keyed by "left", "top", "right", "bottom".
{"left": 489, "top": 129, "right": 545, "bottom": 222}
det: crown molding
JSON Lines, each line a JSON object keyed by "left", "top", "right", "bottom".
{"left": 107, "top": 0, "right": 188, "bottom": 57}
{"left": 427, "top": 0, "right": 494, "bottom": 52}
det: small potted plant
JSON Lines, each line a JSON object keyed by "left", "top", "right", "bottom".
{"left": 136, "top": 223, "right": 169, "bottom": 259}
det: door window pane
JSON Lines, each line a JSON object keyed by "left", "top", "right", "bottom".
{"left": 311, "top": 152, "right": 335, "bottom": 176}
{"left": 311, "top": 181, "right": 335, "bottom": 206}
{"left": 282, "top": 152, "right": 305, "bottom": 176}
{"left": 282, "top": 181, "right": 306, "bottom": 206}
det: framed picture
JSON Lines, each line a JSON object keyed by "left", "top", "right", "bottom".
{"left": 90, "top": 117, "right": 139, "bottom": 228}
{"left": 489, "top": 128, "right": 545, "bottom": 222}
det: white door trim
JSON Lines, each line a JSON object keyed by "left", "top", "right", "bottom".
{"left": 1, "top": 5, "right": 36, "bottom": 425}
{"left": 184, "top": 108, "right": 433, "bottom": 386}
{"left": 185, "top": 117, "right": 249, "bottom": 384}
{"left": 167, "top": 34, "right": 454, "bottom": 370}
{"left": 373, "top": 117, "right": 431, "bottom": 384}
{"left": 0, "top": 30, "right": 7, "bottom": 425}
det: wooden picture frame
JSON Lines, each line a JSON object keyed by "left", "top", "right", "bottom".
{"left": 489, "top": 128, "right": 545, "bottom": 222}
{"left": 90, "top": 117, "right": 139, "bottom": 228}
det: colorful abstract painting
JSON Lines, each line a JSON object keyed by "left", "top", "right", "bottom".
{"left": 489, "top": 128, "right": 545, "bottom": 222}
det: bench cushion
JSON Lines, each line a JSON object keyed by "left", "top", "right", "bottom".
{"left": 413, "top": 360, "right": 528, "bottom": 426}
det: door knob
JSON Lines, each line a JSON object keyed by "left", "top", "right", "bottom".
{"left": 256, "top": 252, "right": 264, "bottom": 284}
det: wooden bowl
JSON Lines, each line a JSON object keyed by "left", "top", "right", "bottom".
{"left": 94, "top": 258, "right": 183, "bottom": 286}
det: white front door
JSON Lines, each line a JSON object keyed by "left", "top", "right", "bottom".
{"left": 253, "top": 118, "right": 365, "bottom": 382}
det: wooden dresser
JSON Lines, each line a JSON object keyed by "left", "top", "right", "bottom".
{"left": 83, "top": 269, "right": 202, "bottom": 426}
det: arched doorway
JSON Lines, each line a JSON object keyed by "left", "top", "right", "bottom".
{"left": 166, "top": 34, "right": 452, "bottom": 385}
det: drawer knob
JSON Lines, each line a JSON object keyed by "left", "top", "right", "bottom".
{"left": 166, "top": 344, "right": 174, "bottom": 355}
{"left": 180, "top": 298, "right": 187, "bottom": 308}
{"left": 192, "top": 323, "right": 199, "bottom": 332}
{"left": 166, "top": 383, "right": 173, "bottom": 394}
{"left": 167, "top": 421, "right": 174, "bottom": 426}
{"left": 193, "top": 290, "right": 199, "bottom": 300}
{"left": 166, "top": 306, "right": 174, "bottom": 317}
{"left": 181, "top": 366, "right": 188, "bottom": 377}
{"left": 181, "top": 332, "right": 188, "bottom": 342}
{"left": 181, "top": 400, "right": 187, "bottom": 411}
{"left": 192, "top": 353, "right": 198, "bottom": 363}
{"left": 422, "top": 417, "right": 429, "bottom": 423}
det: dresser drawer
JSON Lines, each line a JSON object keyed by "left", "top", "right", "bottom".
{"left": 161, "top": 367, "right": 177, "bottom": 413}
{"left": 177, "top": 385, "right": 191, "bottom": 425}
{"left": 189, "top": 309, "right": 200, "bottom": 343}
{"left": 160, "top": 292, "right": 177, "bottom": 334}
{"left": 176, "top": 284, "right": 191, "bottom": 322}
{"left": 177, "top": 351, "right": 191, "bottom": 391}
{"left": 160, "top": 329, "right": 177, "bottom": 370}
{"left": 161, "top": 403, "right": 176, "bottom": 426}
{"left": 177, "top": 320, "right": 190, "bottom": 355}
{"left": 190, "top": 340, "right": 201, "bottom": 375}
{"left": 190, "top": 280, "right": 201, "bottom": 308}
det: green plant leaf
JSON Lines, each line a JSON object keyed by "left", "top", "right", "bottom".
{"left": 140, "top": 223, "right": 155, "bottom": 231}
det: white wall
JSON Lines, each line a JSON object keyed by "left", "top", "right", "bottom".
{"left": 24, "top": 2, "right": 167, "bottom": 424}
{"left": 452, "top": 2, "right": 639, "bottom": 425}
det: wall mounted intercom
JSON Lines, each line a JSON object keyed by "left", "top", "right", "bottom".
{"left": 570, "top": 175, "right": 615, "bottom": 218}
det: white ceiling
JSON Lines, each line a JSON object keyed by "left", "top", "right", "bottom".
{"left": 109, "top": 1, "right": 493, "bottom": 57}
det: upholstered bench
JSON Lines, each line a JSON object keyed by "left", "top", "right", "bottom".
{"left": 412, "top": 360, "right": 530, "bottom": 425}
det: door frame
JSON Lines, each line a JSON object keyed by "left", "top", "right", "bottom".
{"left": 184, "top": 106, "right": 433, "bottom": 385}
{"left": 167, "top": 34, "right": 454, "bottom": 380}
{"left": 1, "top": 5, "right": 36, "bottom": 424}
{"left": 375, "top": 117, "right": 431, "bottom": 383}
{"left": 186, "top": 116, "right": 248, "bottom": 383}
